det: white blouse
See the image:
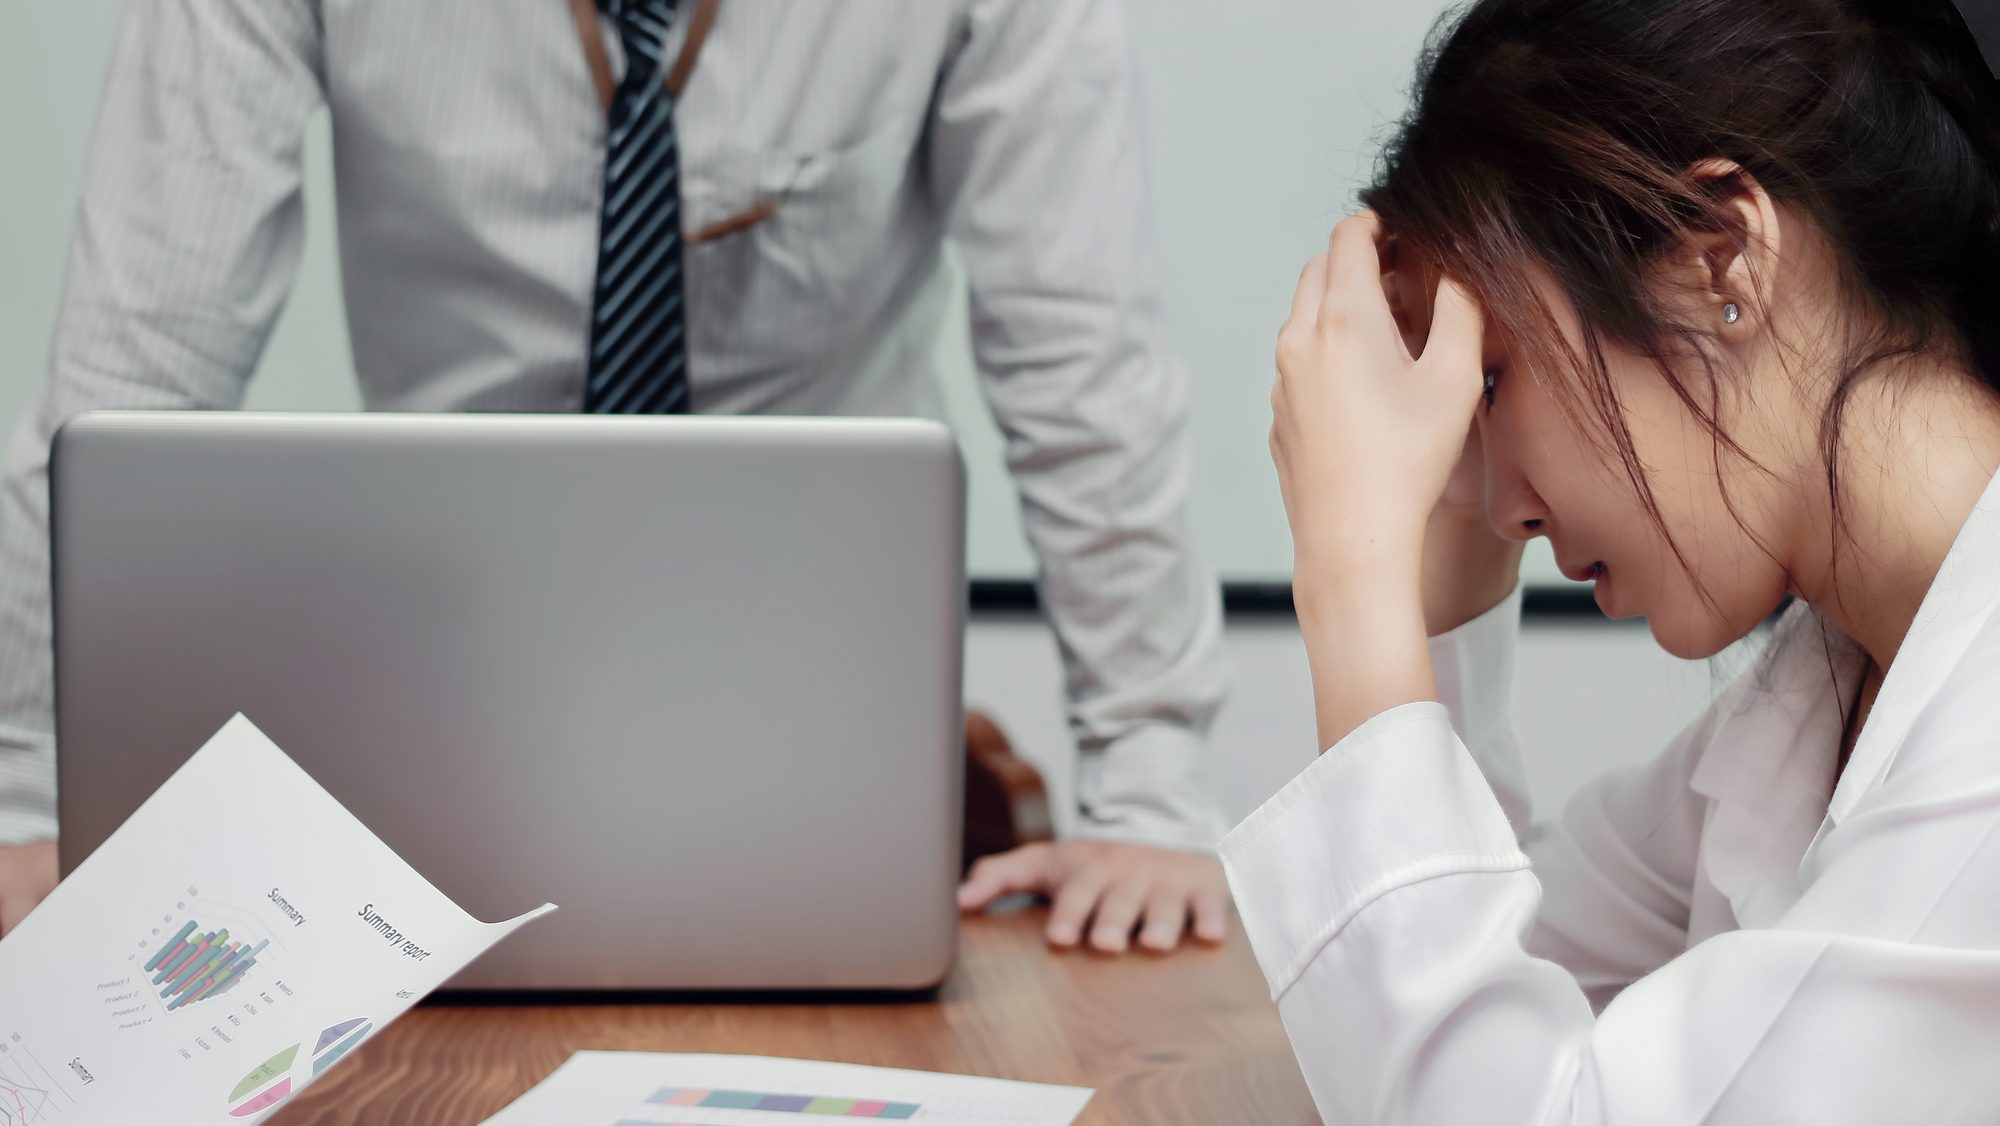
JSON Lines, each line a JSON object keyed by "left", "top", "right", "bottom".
{"left": 1221, "top": 468, "right": 2000, "bottom": 1125}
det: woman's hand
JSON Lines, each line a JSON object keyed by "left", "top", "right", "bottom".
{"left": 1366, "top": 219, "right": 1524, "bottom": 635}
{"left": 1272, "top": 212, "right": 1485, "bottom": 580}
{"left": 1422, "top": 426, "right": 1525, "bottom": 636}
{"left": 1270, "top": 212, "right": 1486, "bottom": 747}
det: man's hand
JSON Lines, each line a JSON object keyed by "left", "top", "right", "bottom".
{"left": 0, "top": 841, "right": 57, "bottom": 934}
{"left": 957, "top": 840, "right": 1229, "bottom": 954}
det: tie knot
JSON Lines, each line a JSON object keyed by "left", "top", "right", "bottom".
{"left": 600, "top": 0, "right": 676, "bottom": 78}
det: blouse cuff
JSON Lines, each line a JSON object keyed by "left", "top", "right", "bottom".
{"left": 1218, "top": 701, "right": 1528, "bottom": 999}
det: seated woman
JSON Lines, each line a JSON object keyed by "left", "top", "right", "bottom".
{"left": 1223, "top": 0, "right": 2000, "bottom": 1121}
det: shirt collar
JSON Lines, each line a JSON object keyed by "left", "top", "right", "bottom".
{"left": 1691, "top": 464, "right": 2000, "bottom": 916}
{"left": 1687, "top": 600, "right": 1861, "bottom": 923}
{"left": 1786, "top": 464, "right": 2000, "bottom": 881}
{"left": 1824, "top": 464, "right": 2000, "bottom": 825}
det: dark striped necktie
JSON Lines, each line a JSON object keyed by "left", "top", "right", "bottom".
{"left": 586, "top": 0, "right": 690, "bottom": 414}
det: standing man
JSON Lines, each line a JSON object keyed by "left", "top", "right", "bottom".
{"left": 0, "top": 0, "right": 1230, "bottom": 953}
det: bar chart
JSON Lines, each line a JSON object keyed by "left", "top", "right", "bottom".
{"left": 475, "top": 1052, "right": 1092, "bottom": 1125}
{"left": 144, "top": 920, "right": 269, "bottom": 1011}
{"left": 642, "top": 1088, "right": 920, "bottom": 1118}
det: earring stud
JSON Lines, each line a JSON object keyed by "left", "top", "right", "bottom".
{"left": 1723, "top": 302, "right": 1741, "bottom": 324}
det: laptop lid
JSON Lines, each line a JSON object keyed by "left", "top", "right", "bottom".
{"left": 53, "top": 412, "right": 965, "bottom": 990}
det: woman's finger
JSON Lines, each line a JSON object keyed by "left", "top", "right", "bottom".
{"left": 1323, "top": 211, "right": 1392, "bottom": 317}
{"left": 1378, "top": 232, "right": 1402, "bottom": 313}
{"left": 1289, "top": 253, "right": 1328, "bottom": 327}
{"left": 1438, "top": 421, "right": 1488, "bottom": 511}
{"left": 1390, "top": 251, "right": 1438, "bottom": 351}
{"left": 1423, "top": 275, "right": 1485, "bottom": 372}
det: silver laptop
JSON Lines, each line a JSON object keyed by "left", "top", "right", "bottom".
{"left": 52, "top": 412, "right": 965, "bottom": 991}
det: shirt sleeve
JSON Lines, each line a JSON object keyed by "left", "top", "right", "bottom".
{"left": 923, "top": 0, "right": 1227, "bottom": 850}
{"left": 1428, "top": 588, "right": 1710, "bottom": 1009}
{"left": 1220, "top": 612, "right": 2000, "bottom": 1125}
{"left": 0, "top": 0, "right": 325, "bottom": 843}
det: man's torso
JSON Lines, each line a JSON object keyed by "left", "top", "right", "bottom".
{"left": 321, "top": 0, "right": 963, "bottom": 417}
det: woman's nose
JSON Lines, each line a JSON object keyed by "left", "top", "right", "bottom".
{"left": 1481, "top": 433, "right": 1552, "bottom": 543}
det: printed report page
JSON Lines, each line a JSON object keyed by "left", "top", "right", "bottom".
{"left": 0, "top": 715, "right": 554, "bottom": 1123}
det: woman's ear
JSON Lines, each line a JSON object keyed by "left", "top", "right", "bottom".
{"left": 1678, "top": 158, "right": 1782, "bottom": 335}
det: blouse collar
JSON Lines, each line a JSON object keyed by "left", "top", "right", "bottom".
{"left": 1689, "top": 464, "right": 2000, "bottom": 920}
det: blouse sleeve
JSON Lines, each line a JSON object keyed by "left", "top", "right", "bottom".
{"left": 1219, "top": 604, "right": 2000, "bottom": 1125}
{"left": 1422, "top": 588, "right": 1712, "bottom": 1008}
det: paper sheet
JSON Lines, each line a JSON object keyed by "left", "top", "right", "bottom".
{"left": 0, "top": 714, "right": 554, "bottom": 1123}
{"left": 478, "top": 1052, "right": 1094, "bottom": 1126}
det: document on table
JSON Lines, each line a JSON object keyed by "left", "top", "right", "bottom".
{"left": 0, "top": 714, "right": 555, "bottom": 1123}
{"left": 479, "top": 1052, "right": 1094, "bottom": 1126}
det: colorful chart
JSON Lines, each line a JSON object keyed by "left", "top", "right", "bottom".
{"left": 311, "top": 1018, "right": 373, "bottom": 1076}
{"left": 226, "top": 1019, "right": 373, "bottom": 1118}
{"left": 0, "top": 1074, "right": 56, "bottom": 1125}
{"left": 228, "top": 1045, "right": 297, "bottom": 1119}
{"left": 643, "top": 1088, "right": 920, "bottom": 1118}
{"left": 144, "top": 920, "right": 268, "bottom": 1011}
{"left": 0, "top": 1035, "right": 71, "bottom": 1124}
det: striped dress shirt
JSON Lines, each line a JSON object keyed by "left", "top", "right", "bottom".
{"left": 0, "top": 0, "right": 1227, "bottom": 850}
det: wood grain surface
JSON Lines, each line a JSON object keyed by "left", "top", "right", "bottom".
{"left": 270, "top": 907, "right": 1315, "bottom": 1125}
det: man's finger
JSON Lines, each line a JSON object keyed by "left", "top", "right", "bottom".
{"left": 1045, "top": 865, "right": 1114, "bottom": 948}
{"left": 1087, "top": 876, "right": 1150, "bottom": 954}
{"left": 1189, "top": 884, "right": 1231, "bottom": 945}
{"left": 1136, "top": 885, "right": 1192, "bottom": 953}
{"left": 956, "top": 844, "right": 1053, "bottom": 911}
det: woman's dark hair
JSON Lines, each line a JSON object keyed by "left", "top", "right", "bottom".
{"left": 1364, "top": 0, "right": 2000, "bottom": 599}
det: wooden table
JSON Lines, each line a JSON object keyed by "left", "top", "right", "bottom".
{"left": 271, "top": 907, "right": 1316, "bottom": 1124}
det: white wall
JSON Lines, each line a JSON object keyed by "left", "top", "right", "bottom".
{"left": 3, "top": 1, "right": 1713, "bottom": 819}
{"left": 969, "top": 614, "right": 1727, "bottom": 835}
{"left": 0, "top": 0, "right": 1576, "bottom": 590}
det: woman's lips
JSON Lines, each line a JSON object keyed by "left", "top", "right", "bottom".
{"left": 1559, "top": 558, "right": 1607, "bottom": 583}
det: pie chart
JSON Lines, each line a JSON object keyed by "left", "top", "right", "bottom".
{"left": 311, "top": 1018, "right": 373, "bottom": 1076}
{"left": 227, "top": 1045, "right": 296, "bottom": 1118}
{"left": 226, "top": 1018, "right": 374, "bottom": 1118}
